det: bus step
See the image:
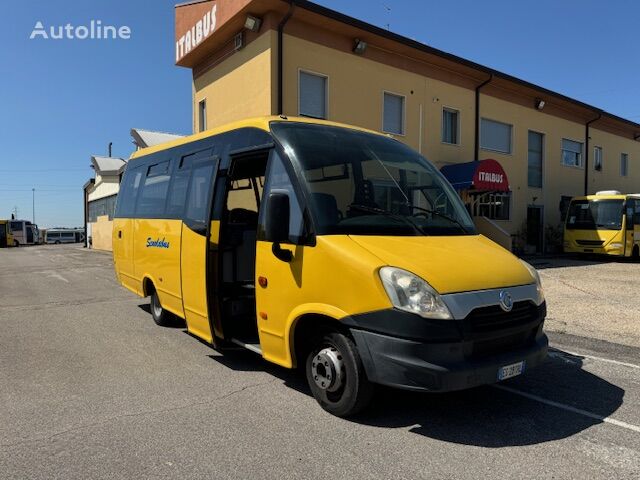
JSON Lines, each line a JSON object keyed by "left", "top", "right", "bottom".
{"left": 230, "top": 338, "right": 262, "bottom": 355}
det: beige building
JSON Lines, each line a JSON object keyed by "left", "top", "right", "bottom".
{"left": 175, "top": 0, "right": 640, "bottom": 253}
{"left": 85, "top": 156, "right": 127, "bottom": 251}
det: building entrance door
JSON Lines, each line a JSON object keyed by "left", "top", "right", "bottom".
{"left": 526, "top": 205, "right": 544, "bottom": 254}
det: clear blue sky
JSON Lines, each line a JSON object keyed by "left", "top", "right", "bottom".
{"left": 1, "top": 0, "right": 638, "bottom": 228}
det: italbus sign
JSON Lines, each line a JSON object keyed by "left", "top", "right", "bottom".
{"left": 472, "top": 159, "right": 509, "bottom": 192}
{"left": 175, "top": 2, "right": 218, "bottom": 62}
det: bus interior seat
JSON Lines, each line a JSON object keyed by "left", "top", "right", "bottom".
{"left": 222, "top": 208, "right": 258, "bottom": 285}
{"left": 348, "top": 179, "right": 378, "bottom": 216}
{"left": 312, "top": 192, "right": 341, "bottom": 229}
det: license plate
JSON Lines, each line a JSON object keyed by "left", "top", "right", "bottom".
{"left": 498, "top": 361, "right": 525, "bottom": 381}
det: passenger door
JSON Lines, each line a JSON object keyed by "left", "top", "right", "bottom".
{"left": 255, "top": 151, "right": 308, "bottom": 363}
{"left": 625, "top": 199, "right": 638, "bottom": 255}
{"left": 181, "top": 155, "right": 219, "bottom": 343}
{"left": 113, "top": 165, "right": 144, "bottom": 293}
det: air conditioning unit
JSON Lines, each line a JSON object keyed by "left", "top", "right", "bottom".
{"left": 234, "top": 32, "right": 244, "bottom": 51}
{"left": 595, "top": 190, "right": 622, "bottom": 195}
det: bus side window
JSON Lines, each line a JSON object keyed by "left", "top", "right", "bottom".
{"left": 628, "top": 199, "right": 638, "bottom": 228}
{"left": 258, "top": 152, "right": 305, "bottom": 244}
{"left": 136, "top": 161, "right": 171, "bottom": 217}
{"left": 166, "top": 165, "right": 190, "bottom": 218}
{"left": 116, "top": 166, "right": 144, "bottom": 218}
{"left": 185, "top": 163, "right": 215, "bottom": 225}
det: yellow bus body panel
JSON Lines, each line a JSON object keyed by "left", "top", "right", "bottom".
{"left": 255, "top": 236, "right": 392, "bottom": 368}
{"left": 350, "top": 234, "right": 532, "bottom": 294}
{"left": 255, "top": 234, "right": 532, "bottom": 368}
{"left": 133, "top": 219, "right": 184, "bottom": 317}
{"left": 181, "top": 224, "right": 212, "bottom": 343}
{"left": 113, "top": 218, "right": 140, "bottom": 294}
{"left": 564, "top": 228, "right": 626, "bottom": 256}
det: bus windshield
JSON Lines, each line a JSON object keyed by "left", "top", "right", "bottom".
{"left": 566, "top": 199, "right": 623, "bottom": 230}
{"left": 271, "top": 122, "right": 476, "bottom": 236}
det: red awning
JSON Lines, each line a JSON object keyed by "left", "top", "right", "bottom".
{"left": 440, "top": 159, "right": 510, "bottom": 192}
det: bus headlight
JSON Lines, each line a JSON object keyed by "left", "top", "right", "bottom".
{"left": 609, "top": 243, "right": 623, "bottom": 249}
{"left": 379, "top": 267, "right": 452, "bottom": 319}
{"left": 521, "top": 260, "right": 545, "bottom": 305}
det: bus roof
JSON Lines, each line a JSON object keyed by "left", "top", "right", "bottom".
{"left": 129, "top": 116, "right": 387, "bottom": 160}
{"left": 571, "top": 194, "right": 640, "bottom": 201}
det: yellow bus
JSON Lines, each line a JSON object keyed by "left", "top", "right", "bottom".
{"left": 113, "top": 116, "right": 547, "bottom": 416}
{"left": 0, "top": 220, "right": 13, "bottom": 248}
{"left": 564, "top": 191, "right": 640, "bottom": 258}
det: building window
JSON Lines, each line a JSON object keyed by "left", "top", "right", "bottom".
{"left": 88, "top": 194, "right": 118, "bottom": 222}
{"left": 480, "top": 118, "right": 512, "bottom": 154}
{"left": 472, "top": 192, "right": 511, "bottom": 220}
{"left": 594, "top": 146, "right": 603, "bottom": 171}
{"left": 299, "top": 70, "right": 327, "bottom": 119}
{"left": 382, "top": 92, "right": 405, "bottom": 135}
{"left": 198, "top": 99, "right": 206, "bottom": 132}
{"left": 621, "top": 153, "right": 628, "bottom": 177}
{"left": 561, "top": 139, "right": 583, "bottom": 167}
{"left": 528, "top": 131, "right": 544, "bottom": 188}
{"left": 442, "top": 107, "right": 459, "bottom": 145}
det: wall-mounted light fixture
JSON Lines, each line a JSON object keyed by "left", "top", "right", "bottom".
{"left": 244, "top": 14, "right": 262, "bottom": 32}
{"left": 535, "top": 98, "right": 545, "bottom": 110}
{"left": 234, "top": 32, "right": 244, "bottom": 50}
{"left": 353, "top": 39, "right": 367, "bottom": 54}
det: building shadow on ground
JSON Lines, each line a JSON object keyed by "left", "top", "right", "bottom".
{"left": 526, "top": 254, "right": 639, "bottom": 270}
{"left": 208, "top": 347, "right": 625, "bottom": 447}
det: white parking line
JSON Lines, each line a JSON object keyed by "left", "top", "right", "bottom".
{"left": 550, "top": 347, "right": 640, "bottom": 370}
{"left": 494, "top": 384, "right": 640, "bottom": 434}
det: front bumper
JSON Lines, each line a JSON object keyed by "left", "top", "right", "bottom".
{"left": 344, "top": 302, "right": 547, "bottom": 392}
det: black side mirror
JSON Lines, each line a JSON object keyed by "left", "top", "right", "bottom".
{"left": 265, "top": 192, "right": 290, "bottom": 243}
{"left": 265, "top": 192, "right": 293, "bottom": 262}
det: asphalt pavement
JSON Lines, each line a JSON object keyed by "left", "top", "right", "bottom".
{"left": 0, "top": 245, "right": 638, "bottom": 479}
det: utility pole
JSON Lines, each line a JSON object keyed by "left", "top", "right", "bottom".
{"left": 32, "top": 188, "right": 35, "bottom": 224}
{"left": 13, "top": 206, "right": 18, "bottom": 219}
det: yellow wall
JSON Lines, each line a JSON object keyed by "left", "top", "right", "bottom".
{"left": 589, "top": 128, "right": 640, "bottom": 195}
{"left": 91, "top": 215, "right": 113, "bottom": 252}
{"left": 193, "top": 30, "right": 274, "bottom": 131}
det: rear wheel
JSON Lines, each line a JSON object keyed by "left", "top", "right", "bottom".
{"left": 150, "top": 290, "right": 172, "bottom": 326}
{"left": 305, "top": 331, "right": 373, "bottom": 417}
{"left": 633, "top": 245, "right": 639, "bottom": 261}
{"left": 13, "top": 240, "right": 19, "bottom": 247}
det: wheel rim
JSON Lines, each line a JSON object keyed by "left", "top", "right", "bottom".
{"left": 311, "top": 346, "right": 345, "bottom": 393}
{"left": 152, "top": 295, "right": 162, "bottom": 318}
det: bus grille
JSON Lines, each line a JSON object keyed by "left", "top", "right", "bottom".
{"left": 463, "top": 301, "right": 545, "bottom": 359}
{"left": 464, "top": 301, "right": 541, "bottom": 334}
{"left": 576, "top": 240, "right": 604, "bottom": 246}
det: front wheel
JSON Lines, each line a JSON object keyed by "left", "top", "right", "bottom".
{"left": 305, "top": 331, "right": 374, "bottom": 417}
{"left": 150, "top": 290, "right": 172, "bottom": 326}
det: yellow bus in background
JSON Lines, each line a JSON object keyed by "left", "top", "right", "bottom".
{"left": 0, "top": 220, "right": 13, "bottom": 248}
{"left": 113, "top": 116, "right": 547, "bottom": 416}
{"left": 564, "top": 191, "right": 640, "bottom": 258}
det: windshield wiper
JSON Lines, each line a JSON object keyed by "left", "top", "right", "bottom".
{"left": 349, "top": 204, "right": 427, "bottom": 235}
{"left": 402, "top": 203, "right": 470, "bottom": 234}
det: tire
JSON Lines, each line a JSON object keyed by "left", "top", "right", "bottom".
{"left": 150, "top": 290, "right": 172, "bottom": 326}
{"left": 13, "top": 240, "right": 19, "bottom": 247}
{"left": 633, "top": 245, "right": 639, "bottom": 262}
{"left": 305, "top": 331, "right": 374, "bottom": 417}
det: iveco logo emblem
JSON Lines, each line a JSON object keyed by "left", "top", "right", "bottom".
{"left": 499, "top": 290, "right": 513, "bottom": 312}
